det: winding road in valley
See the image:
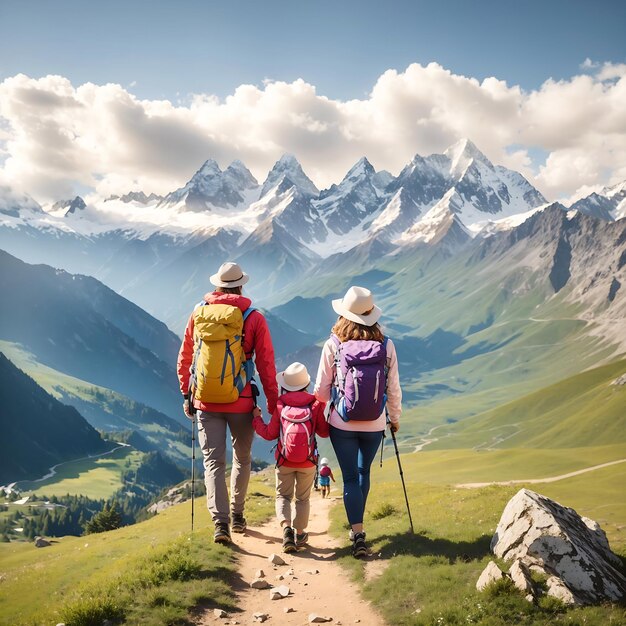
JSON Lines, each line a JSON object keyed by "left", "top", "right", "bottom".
{"left": 11, "top": 443, "right": 130, "bottom": 488}
{"left": 455, "top": 458, "right": 626, "bottom": 488}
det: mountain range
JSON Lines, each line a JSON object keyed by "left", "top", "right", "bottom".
{"left": 2, "top": 139, "right": 624, "bottom": 335}
{"left": 0, "top": 138, "right": 625, "bottom": 453}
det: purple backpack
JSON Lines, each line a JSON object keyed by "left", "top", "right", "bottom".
{"left": 330, "top": 334, "right": 388, "bottom": 421}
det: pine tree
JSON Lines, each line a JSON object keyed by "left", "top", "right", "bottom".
{"left": 84, "top": 502, "right": 122, "bottom": 534}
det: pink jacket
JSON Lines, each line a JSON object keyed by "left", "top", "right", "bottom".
{"left": 314, "top": 336, "right": 402, "bottom": 432}
{"left": 253, "top": 390, "right": 329, "bottom": 468}
{"left": 177, "top": 292, "right": 278, "bottom": 414}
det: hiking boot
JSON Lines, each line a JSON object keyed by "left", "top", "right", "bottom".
{"left": 282, "top": 526, "right": 297, "bottom": 553}
{"left": 352, "top": 531, "right": 368, "bottom": 558}
{"left": 349, "top": 529, "right": 366, "bottom": 542}
{"left": 214, "top": 522, "right": 231, "bottom": 544}
{"left": 231, "top": 512, "right": 247, "bottom": 533}
{"left": 295, "top": 531, "right": 309, "bottom": 547}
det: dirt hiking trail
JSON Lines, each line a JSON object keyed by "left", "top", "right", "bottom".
{"left": 198, "top": 494, "right": 386, "bottom": 625}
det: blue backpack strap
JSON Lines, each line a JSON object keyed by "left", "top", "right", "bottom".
{"left": 242, "top": 306, "right": 256, "bottom": 322}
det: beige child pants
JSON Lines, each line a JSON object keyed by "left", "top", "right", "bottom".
{"left": 275, "top": 465, "right": 317, "bottom": 530}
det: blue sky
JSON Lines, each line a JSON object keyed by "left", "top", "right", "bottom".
{"left": 0, "top": 0, "right": 625, "bottom": 202}
{"left": 1, "top": 0, "right": 624, "bottom": 101}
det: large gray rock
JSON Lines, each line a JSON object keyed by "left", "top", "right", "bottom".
{"left": 491, "top": 488, "right": 626, "bottom": 605}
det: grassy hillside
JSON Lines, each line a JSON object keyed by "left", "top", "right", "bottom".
{"left": 424, "top": 358, "right": 626, "bottom": 451}
{"left": 0, "top": 341, "right": 191, "bottom": 466}
{"left": 0, "top": 480, "right": 275, "bottom": 625}
{"left": 329, "top": 464, "right": 626, "bottom": 626}
{"left": 0, "top": 352, "right": 113, "bottom": 484}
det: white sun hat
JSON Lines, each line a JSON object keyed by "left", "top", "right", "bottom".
{"left": 320, "top": 458, "right": 329, "bottom": 466}
{"left": 210, "top": 261, "right": 249, "bottom": 288}
{"left": 276, "top": 362, "right": 311, "bottom": 392}
{"left": 332, "top": 286, "right": 382, "bottom": 326}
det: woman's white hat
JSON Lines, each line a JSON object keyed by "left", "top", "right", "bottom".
{"left": 276, "top": 362, "right": 311, "bottom": 392}
{"left": 210, "top": 261, "right": 249, "bottom": 288}
{"left": 320, "top": 458, "right": 329, "bottom": 466}
{"left": 332, "top": 286, "right": 382, "bottom": 326}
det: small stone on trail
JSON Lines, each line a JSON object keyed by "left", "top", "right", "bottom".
{"left": 250, "top": 578, "right": 271, "bottom": 589}
{"left": 255, "top": 569, "right": 265, "bottom": 578}
{"left": 276, "top": 574, "right": 284, "bottom": 580}
{"left": 269, "top": 584, "right": 290, "bottom": 600}
{"left": 253, "top": 613, "right": 268, "bottom": 623}
{"left": 309, "top": 615, "right": 332, "bottom": 623}
{"left": 265, "top": 539, "right": 273, "bottom": 544}
{"left": 284, "top": 607, "right": 295, "bottom": 613}
{"left": 286, "top": 568, "right": 295, "bottom": 575}
{"left": 268, "top": 553, "right": 286, "bottom": 565}
{"left": 213, "top": 609, "right": 227, "bottom": 618}
{"left": 525, "top": 594, "right": 535, "bottom": 603}
{"left": 305, "top": 568, "right": 320, "bottom": 574}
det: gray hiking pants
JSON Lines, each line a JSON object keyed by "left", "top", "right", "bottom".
{"left": 275, "top": 465, "right": 317, "bottom": 531}
{"left": 197, "top": 411, "right": 254, "bottom": 525}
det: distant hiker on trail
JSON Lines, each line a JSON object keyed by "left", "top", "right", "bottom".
{"left": 253, "top": 362, "right": 328, "bottom": 553}
{"left": 318, "top": 457, "right": 335, "bottom": 498}
{"left": 177, "top": 261, "right": 278, "bottom": 545}
{"left": 314, "top": 286, "right": 401, "bottom": 558}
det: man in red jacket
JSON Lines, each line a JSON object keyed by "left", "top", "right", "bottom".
{"left": 177, "top": 261, "right": 278, "bottom": 544}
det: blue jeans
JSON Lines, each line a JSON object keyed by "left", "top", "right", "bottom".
{"left": 329, "top": 426, "right": 384, "bottom": 526}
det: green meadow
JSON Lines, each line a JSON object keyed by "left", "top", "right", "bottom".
{"left": 15, "top": 446, "right": 144, "bottom": 500}
{"left": 329, "top": 465, "right": 626, "bottom": 626}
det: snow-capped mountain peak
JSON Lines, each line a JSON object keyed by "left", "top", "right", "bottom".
{"left": 345, "top": 156, "right": 375, "bottom": 180}
{"left": 224, "top": 160, "right": 259, "bottom": 190}
{"left": 51, "top": 195, "right": 86, "bottom": 217}
{"left": 161, "top": 158, "right": 258, "bottom": 212}
{"left": 444, "top": 137, "right": 493, "bottom": 179}
{"left": 193, "top": 159, "right": 222, "bottom": 179}
{"left": 260, "top": 154, "right": 319, "bottom": 198}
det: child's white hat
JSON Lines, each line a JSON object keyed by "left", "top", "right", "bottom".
{"left": 320, "top": 458, "right": 329, "bottom": 466}
{"left": 276, "top": 361, "right": 310, "bottom": 392}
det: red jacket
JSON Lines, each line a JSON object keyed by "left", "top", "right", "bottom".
{"left": 177, "top": 292, "right": 278, "bottom": 414}
{"left": 253, "top": 390, "right": 328, "bottom": 468}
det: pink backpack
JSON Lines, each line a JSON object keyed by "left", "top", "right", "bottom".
{"left": 319, "top": 465, "right": 331, "bottom": 477}
{"left": 276, "top": 400, "right": 317, "bottom": 465}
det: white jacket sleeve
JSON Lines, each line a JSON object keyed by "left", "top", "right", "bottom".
{"left": 313, "top": 338, "right": 335, "bottom": 403}
{"left": 385, "top": 339, "right": 402, "bottom": 426}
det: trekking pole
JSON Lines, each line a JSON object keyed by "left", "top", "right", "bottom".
{"left": 379, "top": 430, "right": 386, "bottom": 468}
{"left": 191, "top": 412, "right": 196, "bottom": 532}
{"left": 387, "top": 415, "right": 414, "bottom": 534}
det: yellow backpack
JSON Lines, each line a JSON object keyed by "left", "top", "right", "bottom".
{"left": 190, "top": 303, "right": 255, "bottom": 403}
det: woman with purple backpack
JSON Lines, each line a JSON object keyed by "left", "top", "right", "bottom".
{"left": 314, "top": 286, "right": 402, "bottom": 558}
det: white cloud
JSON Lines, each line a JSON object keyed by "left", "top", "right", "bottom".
{"left": 0, "top": 62, "right": 625, "bottom": 203}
